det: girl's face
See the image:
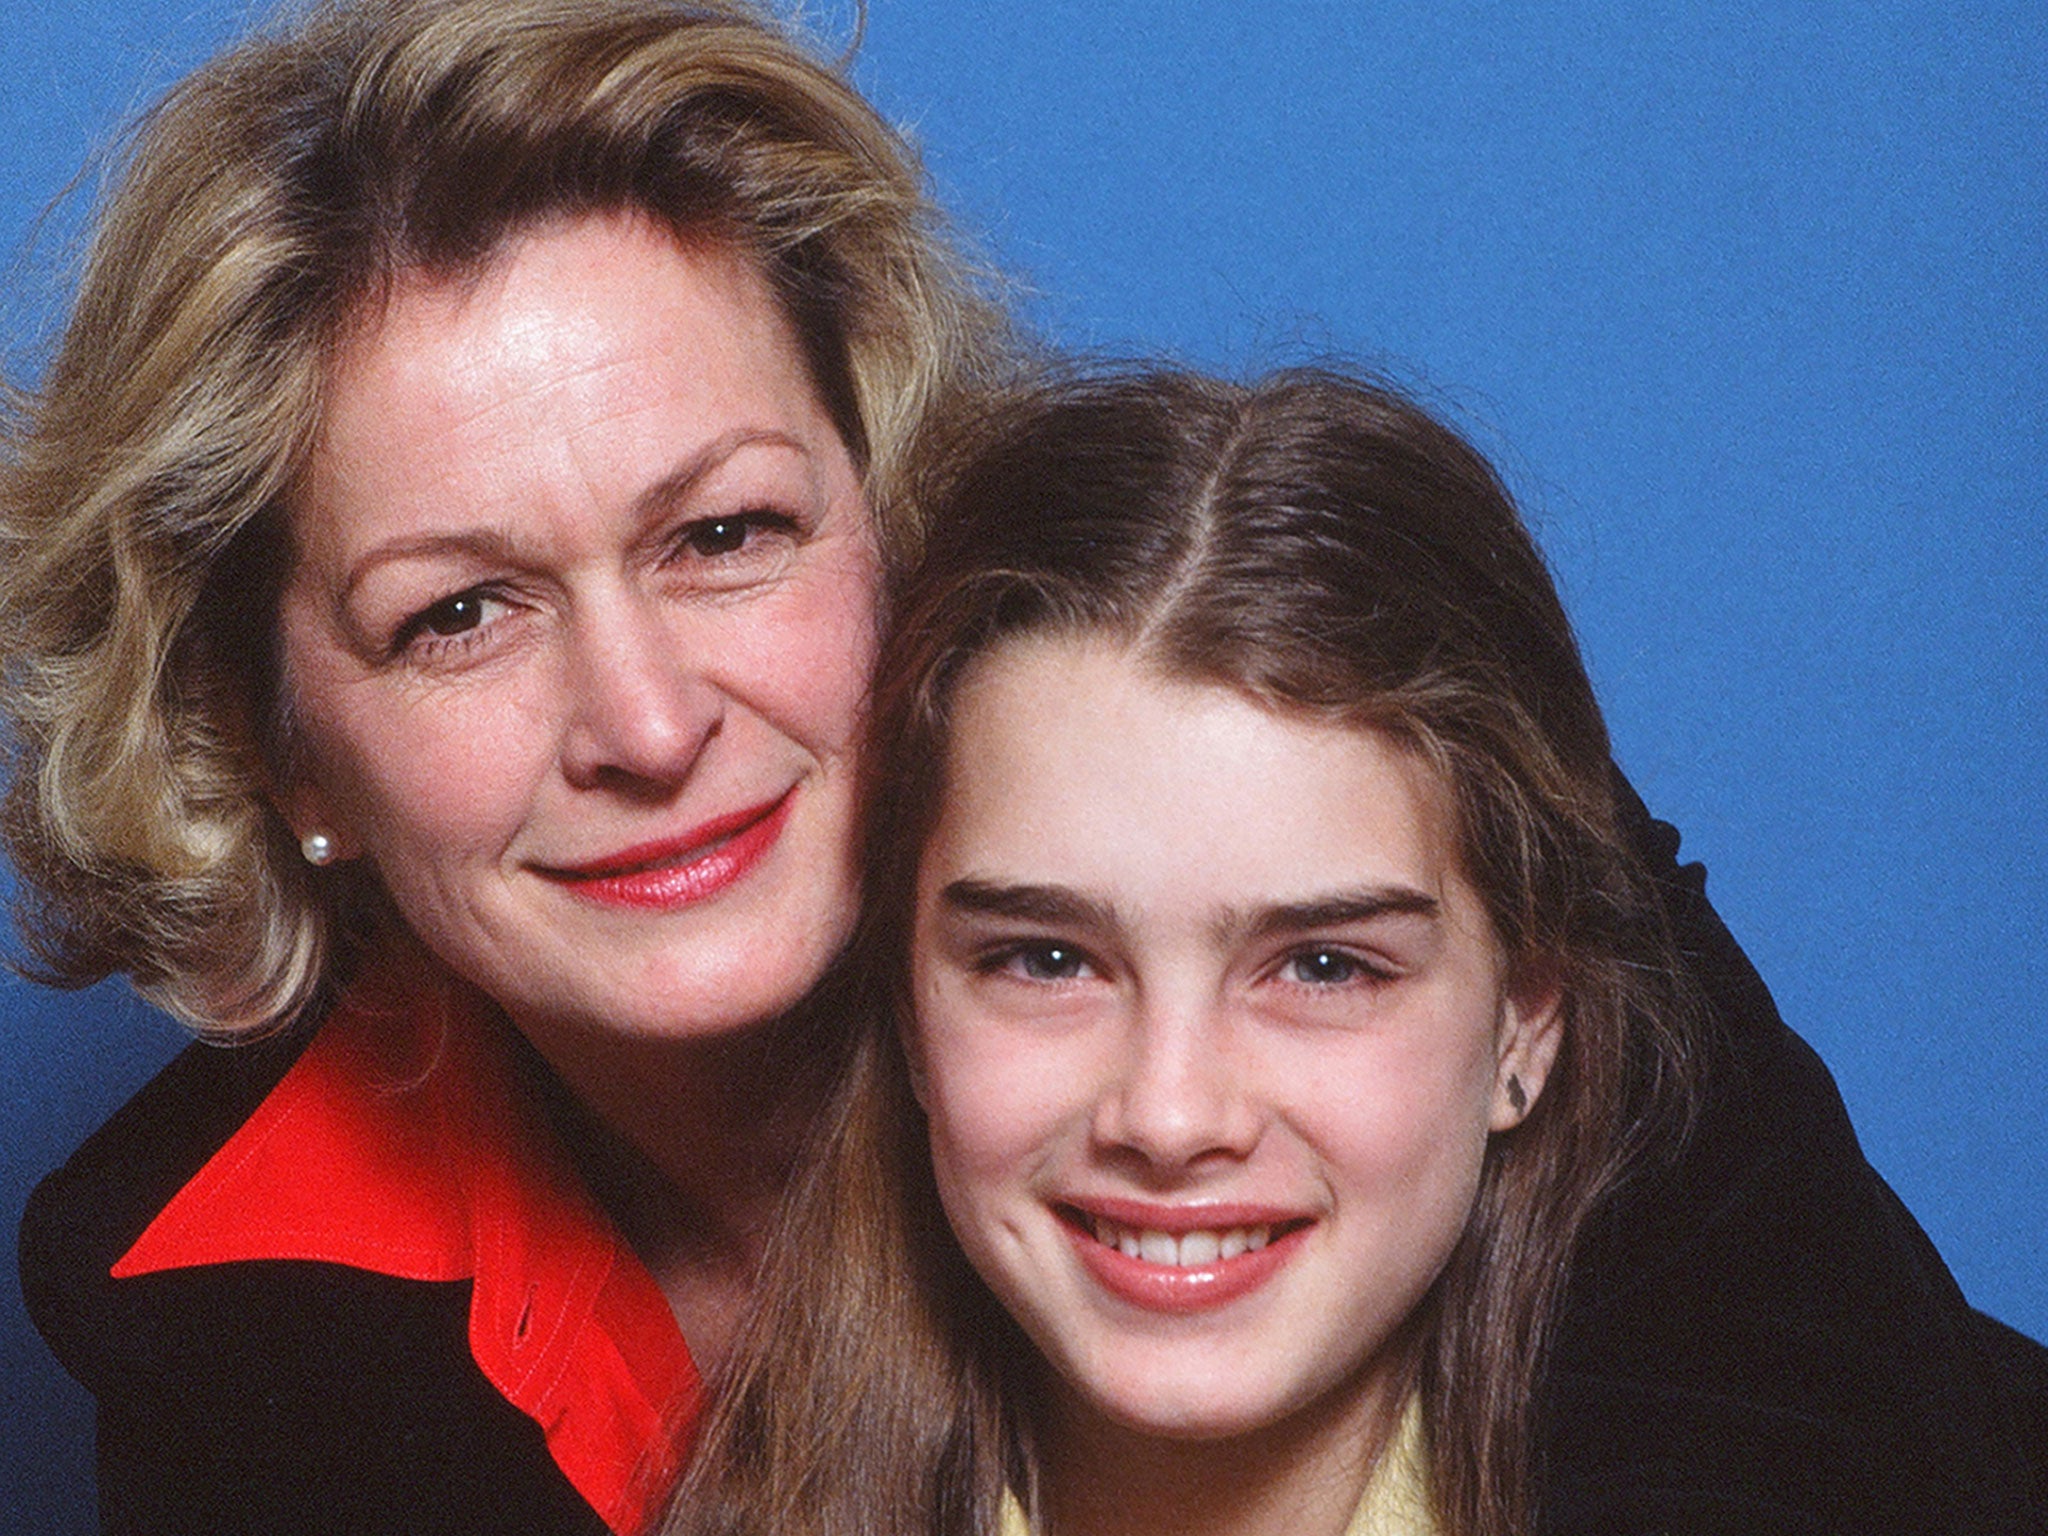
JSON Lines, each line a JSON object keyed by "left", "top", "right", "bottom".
{"left": 910, "top": 634, "right": 1560, "bottom": 1445}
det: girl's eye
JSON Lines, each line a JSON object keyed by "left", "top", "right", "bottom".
{"left": 990, "top": 943, "right": 1094, "bottom": 982}
{"left": 1283, "top": 948, "right": 1379, "bottom": 986}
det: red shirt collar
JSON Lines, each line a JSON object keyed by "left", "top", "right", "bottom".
{"left": 113, "top": 980, "right": 701, "bottom": 1536}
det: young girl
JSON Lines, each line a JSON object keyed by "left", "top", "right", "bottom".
{"left": 672, "top": 366, "right": 1703, "bottom": 1536}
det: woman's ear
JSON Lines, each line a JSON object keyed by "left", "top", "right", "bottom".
{"left": 1491, "top": 976, "right": 1564, "bottom": 1132}
{"left": 270, "top": 773, "right": 360, "bottom": 868}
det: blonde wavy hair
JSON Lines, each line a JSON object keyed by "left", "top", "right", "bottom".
{"left": 0, "top": 0, "right": 1010, "bottom": 1037}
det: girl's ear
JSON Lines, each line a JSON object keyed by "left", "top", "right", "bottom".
{"left": 896, "top": 1001, "right": 932, "bottom": 1114}
{"left": 1491, "top": 975, "right": 1564, "bottom": 1132}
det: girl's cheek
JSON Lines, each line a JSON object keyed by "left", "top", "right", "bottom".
{"left": 929, "top": 1044, "right": 1068, "bottom": 1177}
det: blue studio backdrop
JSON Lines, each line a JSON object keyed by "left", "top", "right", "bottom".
{"left": 4, "top": 1, "right": 2043, "bottom": 1529}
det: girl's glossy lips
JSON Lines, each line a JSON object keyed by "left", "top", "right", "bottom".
{"left": 1057, "top": 1202, "right": 1314, "bottom": 1314}
{"left": 537, "top": 791, "right": 793, "bottom": 910}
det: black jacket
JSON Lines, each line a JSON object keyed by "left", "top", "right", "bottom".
{"left": 20, "top": 1028, "right": 610, "bottom": 1536}
{"left": 22, "top": 785, "right": 2047, "bottom": 1535}
{"left": 1535, "top": 783, "right": 2048, "bottom": 1534}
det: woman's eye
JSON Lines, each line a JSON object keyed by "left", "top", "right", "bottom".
{"left": 660, "top": 510, "right": 803, "bottom": 592}
{"left": 421, "top": 592, "right": 491, "bottom": 636}
{"left": 394, "top": 587, "right": 509, "bottom": 654}
{"left": 675, "top": 511, "right": 795, "bottom": 560}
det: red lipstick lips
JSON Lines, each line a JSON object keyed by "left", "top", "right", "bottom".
{"left": 540, "top": 791, "right": 793, "bottom": 910}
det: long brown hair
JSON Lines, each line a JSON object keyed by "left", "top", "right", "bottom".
{"left": 671, "top": 366, "right": 1699, "bottom": 1536}
{"left": 0, "top": 0, "right": 1010, "bottom": 1037}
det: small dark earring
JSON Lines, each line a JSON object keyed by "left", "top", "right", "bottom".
{"left": 1506, "top": 1074, "right": 1527, "bottom": 1114}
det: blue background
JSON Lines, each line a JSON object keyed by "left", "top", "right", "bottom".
{"left": 5, "top": 1, "right": 2042, "bottom": 1528}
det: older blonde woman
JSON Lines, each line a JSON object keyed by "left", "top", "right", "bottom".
{"left": 5, "top": 2, "right": 1003, "bottom": 1531}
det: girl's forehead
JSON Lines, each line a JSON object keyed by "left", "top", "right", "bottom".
{"left": 926, "top": 632, "right": 1479, "bottom": 925}
{"left": 947, "top": 631, "right": 1454, "bottom": 809}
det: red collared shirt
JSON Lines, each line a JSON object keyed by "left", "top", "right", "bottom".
{"left": 113, "top": 983, "right": 701, "bottom": 1536}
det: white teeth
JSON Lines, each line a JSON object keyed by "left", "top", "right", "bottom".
{"left": 1089, "top": 1216, "right": 1276, "bottom": 1267}
{"left": 1139, "top": 1229, "right": 1178, "bottom": 1264}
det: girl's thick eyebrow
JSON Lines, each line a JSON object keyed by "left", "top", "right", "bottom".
{"left": 935, "top": 878, "right": 1116, "bottom": 932}
{"left": 1242, "top": 888, "right": 1440, "bottom": 941}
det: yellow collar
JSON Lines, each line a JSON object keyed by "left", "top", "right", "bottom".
{"left": 1346, "top": 1393, "right": 1436, "bottom": 1536}
{"left": 999, "top": 1394, "right": 1437, "bottom": 1536}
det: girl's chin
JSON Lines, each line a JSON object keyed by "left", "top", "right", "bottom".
{"left": 1052, "top": 1369, "right": 1307, "bottom": 1446}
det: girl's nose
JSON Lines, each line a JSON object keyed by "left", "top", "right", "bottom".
{"left": 1091, "top": 1001, "right": 1262, "bottom": 1170}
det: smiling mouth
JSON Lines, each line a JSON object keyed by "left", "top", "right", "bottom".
{"left": 1055, "top": 1205, "right": 1312, "bottom": 1312}
{"left": 539, "top": 791, "right": 793, "bottom": 909}
{"left": 1061, "top": 1208, "right": 1312, "bottom": 1268}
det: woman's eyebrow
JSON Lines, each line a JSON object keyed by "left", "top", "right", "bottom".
{"left": 336, "top": 428, "right": 807, "bottom": 601}
{"left": 1239, "top": 888, "right": 1441, "bottom": 942}
{"left": 630, "top": 427, "right": 808, "bottom": 523}
{"left": 338, "top": 527, "right": 520, "bottom": 605}
{"left": 935, "top": 878, "right": 1116, "bottom": 932}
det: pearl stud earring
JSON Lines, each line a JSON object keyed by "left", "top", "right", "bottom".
{"left": 300, "top": 831, "right": 337, "bottom": 867}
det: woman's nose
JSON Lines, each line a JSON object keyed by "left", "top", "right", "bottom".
{"left": 1091, "top": 1002, "right": 1261, "bottom": 1170}
{"left": 559, "top": 598, "right": 721, "bottom": 792}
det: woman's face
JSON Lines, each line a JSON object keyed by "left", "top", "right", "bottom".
{"left": 277, "top": 211, "right": 877, "bottom": 1052}
{"left": 910, "top": 634, "right": 1560, "bottom": 1445}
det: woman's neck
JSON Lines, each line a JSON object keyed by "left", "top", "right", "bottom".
{"left": 511, "top": 974, "right": 847, "bottom": 1377}
{"left": 1036, "top": 1356, "right": 1407, "bottom": 1536}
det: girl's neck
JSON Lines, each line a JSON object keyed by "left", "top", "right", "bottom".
{"left": 1036, "top": 1354, "right": 1410, "bottom": 1536}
